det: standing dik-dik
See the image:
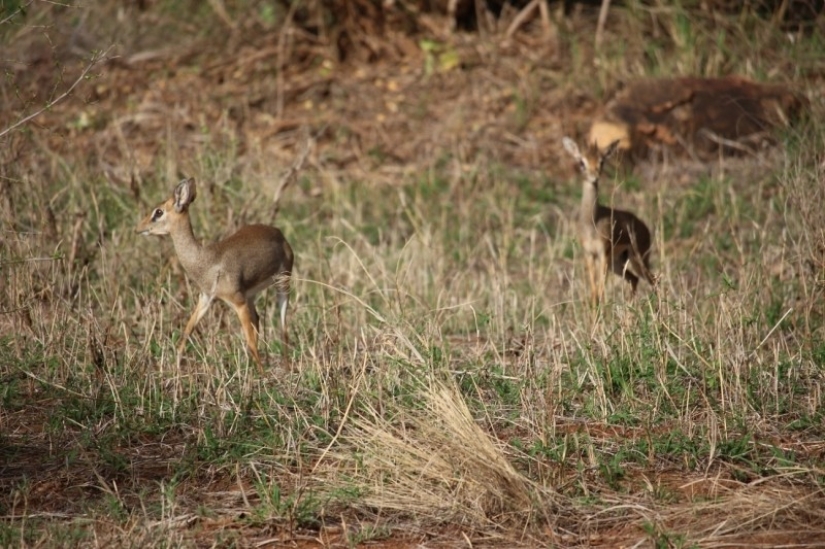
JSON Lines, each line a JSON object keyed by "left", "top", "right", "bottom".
{"left": 562, "top": 137, "right": 655, "bottom": 303}
{"left": 136, "top": 178, "right": 294, "bottom": 372}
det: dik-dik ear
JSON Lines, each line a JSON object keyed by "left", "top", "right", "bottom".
{"left": 597, "top": 140, "right": 621, "bottom": 173}
{"left": 562, "top": 136, "right": 582, "bottom": 161}
{"left": 173, "top": 178, "right": 197, "bottom": 213}
{"left": 601, "top": 139, "right": 621, "bottom": 159}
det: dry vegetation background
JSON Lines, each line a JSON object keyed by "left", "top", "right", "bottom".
{"left": 2, "top": 0, "right": 825, "bottom": 547}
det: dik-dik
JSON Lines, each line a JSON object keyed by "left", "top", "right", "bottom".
{"left": 136, "top": 178, "right": 294, "bottom": 372}
{"left": 562, "top": 137, "right": 655, "bottom": 303}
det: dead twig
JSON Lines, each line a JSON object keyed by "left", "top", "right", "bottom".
{"left": 0, "top": 0, "right": 34, "bottom": 26}
{"left": 276, "top": 0, "right": 301, "bottom": 119}
{"left": 698, "top": 128, "right": 760, "bottom": 155}
{"left": 205, "top": 0, "right": 236, "bottom": 31}
{"left": 595, "top": 0, "right": 612, "bottom": 49}
{"left": 538, "top": 0, "right": 554, "bottom": 37}
{"left": 0, "top": 46, "right": 114, "bottom": 140}
{"left": 505, "top": 0, "right": 541, "bottom": 39}
{"left": 272, "top": 126, "right": 317, "bottom": 218}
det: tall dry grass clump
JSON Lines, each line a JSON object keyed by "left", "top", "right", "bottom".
{"left": 325, "top": 376, "right": 560, "bottom": 530}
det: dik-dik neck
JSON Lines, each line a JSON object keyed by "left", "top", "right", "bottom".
{"left": 580, "top": 177, "right": 600, "bottom": 225}
{"left": 169, "top": 215, "right": 210, "bottom": 275}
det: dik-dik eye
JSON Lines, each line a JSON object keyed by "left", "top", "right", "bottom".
{"left": 152, "top": 208, "right": 164, "bottom": 221}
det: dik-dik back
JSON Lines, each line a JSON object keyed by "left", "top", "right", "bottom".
{"left": 203, "top": 225, "right": 293, "bottom": 299}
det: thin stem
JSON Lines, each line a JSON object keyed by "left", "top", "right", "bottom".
{"left": 0, "top": 45, "right": 114, "bottom": 140}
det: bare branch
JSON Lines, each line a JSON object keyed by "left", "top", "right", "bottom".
{"left": 595, "top": 0, "right": 612, "bottom": 49}
{"left": 272, "top": 125, "right": 319, "bottom": 218}
{"left": 505, "top": 0, "right": 540, "bottom": 39}
{"left": 0, "top": 0, "right": 34, "bottom": 27}
{"left": 275, "top": 0, "right": 300, "bottom": 119}
{"left": 0, "top": 45, "right": 114, "bottom": 140}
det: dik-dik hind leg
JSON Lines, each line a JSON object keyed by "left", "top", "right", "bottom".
{"left": 627, "top": 237, "right": 656, "bottom": 288}
{"left": 612, "top": 253, "right": 640, "bottom": 295}
{"left": 633, "top": 254, "right": 657, "bottom": 288}
{"left": 276, "top": 288, "right": 291, "bottom": 368}
{"left": 228, "top": 295, "right": 265, "bottom": 375}
{"left": 623, "top": 268, "right": 640, "bottom": 295}
{"left": 275, "top": 272, "right": 291, "bottom": 360}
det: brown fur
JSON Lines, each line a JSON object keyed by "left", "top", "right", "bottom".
{"left": 562, "top": 137, "right": 655, "bottom": 304}
{"left": 136, "top": 178, "right": 294, "bottom": 372}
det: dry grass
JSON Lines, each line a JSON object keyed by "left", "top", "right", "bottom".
{"left": 329, "top": 378, "right": 551, "bottom": 526}
{"left": 2, "top": 0, "right": 825, "bottom": 547}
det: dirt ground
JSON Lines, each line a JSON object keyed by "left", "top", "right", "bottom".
{"left": 3, "top": 2, "right": 607, "bottom": 185}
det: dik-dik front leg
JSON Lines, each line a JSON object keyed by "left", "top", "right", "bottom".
{"left": 177, "top": 293, "right": 214, "bottom": 365}
{"left": 585, "top": 251, "right": 607, "bottom": 305}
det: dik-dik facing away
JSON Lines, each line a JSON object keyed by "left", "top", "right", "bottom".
{"left": 562, "top": 137, "right": 655, "bottom": 304}
{"left": 136, "top": 178, "right": 294, "bottom": 372}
